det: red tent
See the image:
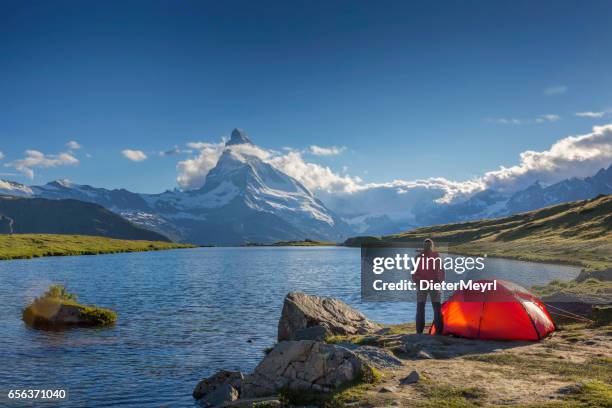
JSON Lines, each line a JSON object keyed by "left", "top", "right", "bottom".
{"left": 430, "top": 279, "right": 555, "bottom": 340}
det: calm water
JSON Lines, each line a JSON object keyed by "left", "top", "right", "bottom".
{"left": 0, "top": 247, "right": 580, "bottom": 407}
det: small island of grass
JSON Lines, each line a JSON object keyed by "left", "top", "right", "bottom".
{"left": 0, "top": 233, "right": 195, "bottom": 260}
{"left": 22, "top": 284, "right": 117, "bottom": 329}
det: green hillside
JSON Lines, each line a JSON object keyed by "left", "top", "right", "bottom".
{"left": 0, "top": 234, "right": 194, "bottom": 260}
{"left": 379, "top": 194, "right": 612, "bottom": 270}
{"left": 0, "top": 196, "right": 170, "bottom": 242}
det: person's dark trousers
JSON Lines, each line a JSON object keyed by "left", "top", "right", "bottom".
{"left": 416, "top": 289, "right": 443, "bottom": 334}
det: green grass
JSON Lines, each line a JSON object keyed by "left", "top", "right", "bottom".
{"left": 22, "top": 284, "right": 117, "bottom": 328}
{"left": 381, "top": 195, "right": 612, "bottom": 271}
{"left": 412, "top": 378, "right": 487, "bottom": 408}
{"left": 563, "top": 381, "right": 612, "bottom": 408}
{"left": 0, "top": 233, "right": 194, "bottom": 260}
{"left": 464, "top": 353, "right": 612, "bottom": 384}
{"left": 274, "top": 239, "right": 337, "bottom": 246}
{"left": 532, "top": 278, "right": 612, "bottom": 297}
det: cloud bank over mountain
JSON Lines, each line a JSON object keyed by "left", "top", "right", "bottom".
{"left": 176, "top": 124, "right": 612, "bottom": 206}
{"left": 481, "top": 124, "right": 612, "bottom": 193}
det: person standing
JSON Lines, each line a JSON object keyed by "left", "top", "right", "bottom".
{"left": 412, "top": 238, "right": 444, "bottom": 334}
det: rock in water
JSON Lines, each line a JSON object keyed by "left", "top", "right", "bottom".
{"left": 277, "top": 292, "right": 381, "bottom": 341}
{"left": 241, "top": 340, "right": 374, "bottom": 398}
{"left": 22, "top": 285, "right": 116, "bottom": 329}
{"left": 193, "top": 370, "right": 243, "bottom": 406}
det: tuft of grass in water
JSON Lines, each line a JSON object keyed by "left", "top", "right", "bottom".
{"left": 0, "top": 233, "right": 194, "bottom": 260}
{"left": 22, "top": 284, "right": 117, "bottom": 328}
{"left": 45, "top": 284, "right": 78, "bottom": 301}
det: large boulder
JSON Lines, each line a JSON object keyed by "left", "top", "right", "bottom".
{"left": 277, "top": 292, "right": 381, "bottom": 341}
{"left": 193, "top": 370, "right": 243, "bottom": 406}
{"left": 241, "top": 340, "right": 374, "bottom": 398}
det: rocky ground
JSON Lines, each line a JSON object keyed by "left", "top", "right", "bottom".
{"left": 193, "top": 292, "right": 611, "bottom": 407}
{"left": 323, "top": 321, "right": 611, "bottom": 407}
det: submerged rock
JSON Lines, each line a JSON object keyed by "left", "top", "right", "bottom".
{"left": 22, "top": 285, "right": 117, "bottom": 329}
{"left": 241, "top": 340, "right": 374, "bottom": 398}
{"left": 277, "top": 292, "right": 381, "bottom": 341}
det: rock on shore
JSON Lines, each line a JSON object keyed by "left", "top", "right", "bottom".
{"left": 193, "top": 292, "right": 384, "bottom": 406}
{"left": 242, "top": 340, "right": 374, "bottom": 397}
{"left": 193, "top": 371, "right": 243, "bottom": 407}
{"left": 277, "top": 292, "right": 381, "bottom": 341}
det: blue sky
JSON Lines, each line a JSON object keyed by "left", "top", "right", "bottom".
{"left": 1, "top": 0, "right": 612, "bottom": 193}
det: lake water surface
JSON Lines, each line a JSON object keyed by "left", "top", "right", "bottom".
{"left": 0, "top": 247, "right": 580, "bottom": 407}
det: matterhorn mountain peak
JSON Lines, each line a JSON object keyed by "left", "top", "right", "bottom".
{"left": 226, "top": 128, "right": 252, "bottom": 146}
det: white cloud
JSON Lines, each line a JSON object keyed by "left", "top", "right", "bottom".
{"left": 121, "top": 149, "right": 148, "bottom": 162}
{"left": 575, "top": 111, "right": 605, "bottom": 118}
{"left": 319, "top": 123, "right": 612, "bottom": 217}
{"left": 159, "top": 146, "right": 185, "bottom": 157}
{"left": 6, "top": 150, "right": 79, "bottom": 179}
{"left": 270, "top": 151, "right": 362, "bottom": 193}
{"left": 66, "top": 140, "right": 82, "bottom": 150}
{"left": 0, "top": 151, "right": 4, "bottom": 160}
{"left": 544, "top": 85, "right": 567, "bottom": 95}
{"left": 488, "top": 114, "right": 561, "bottom": 125}
{"left": 308, "top": 145, "right": 346, "bottom": 156}
{"left": 176, "top": 141, "right": 226, "bottom": 189}
{"left": 480, "top": 124, "right": 612, "bottom": 192}
{"left": 175, "top": 124, "right": 612, "bottom": 211}
{"left": 536, "top": 114, "right": 560, "bottom": 123}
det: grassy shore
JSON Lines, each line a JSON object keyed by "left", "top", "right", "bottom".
{"left": 246, "top": 239, "right": 338, "bottom": 247}
{"left": 0, "top": 233, "right": 194, "bottom": 260}
{"left": 382, "top": 195, "right": 612, "bottom": 271}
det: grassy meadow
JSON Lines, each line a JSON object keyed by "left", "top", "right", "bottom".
{"left": 0, "top": 233, "right": 194, "bottom": 260}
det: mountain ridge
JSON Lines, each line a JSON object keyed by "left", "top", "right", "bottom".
{"left": 0, "top": 129, "right": 349, "bottom": 245}
{"left": 0, "top": 195, "right": 171, "bottom": 241}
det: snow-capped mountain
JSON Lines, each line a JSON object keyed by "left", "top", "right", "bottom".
{"left": 0, "top": 129, "right": 350, "bottom": 245}
{"left": 412, "top": 162, "right": 612, "bottom": 228}
{"left": 504, "top": 164, "right": 612, "bottom": 214}
{"left": 0, "top": 180, "right": 33, "bottom": 196}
